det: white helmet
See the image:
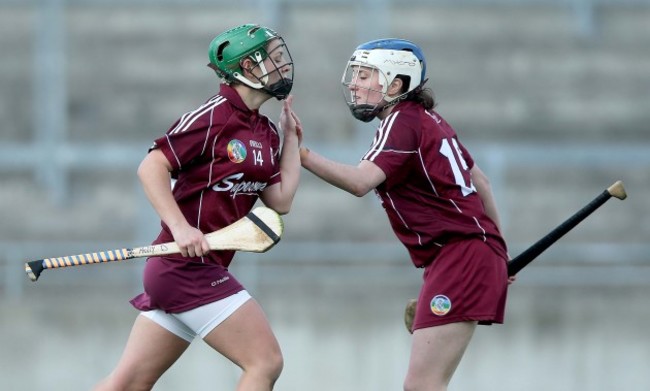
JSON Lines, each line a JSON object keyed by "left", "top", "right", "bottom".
{"left": 341, "top": 39, "right": 427, "bottom": 122}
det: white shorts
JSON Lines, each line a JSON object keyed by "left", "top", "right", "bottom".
{"left": 141, "top": 290, "right": 251, "bottom": 342}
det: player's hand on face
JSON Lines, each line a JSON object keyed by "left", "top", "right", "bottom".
{"left": 291, "top": 109, "right": 303, "bottom": 145}
{"left": 171, "top": 225, "right": 210, "bottom": 258}
{"left": 280, "top": 95, "right": 301, "bottom": 143}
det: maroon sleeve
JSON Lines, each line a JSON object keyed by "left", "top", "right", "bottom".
{"left": 363, "top": 112, "right": 419, "bottom": 178}
{"left": 151, "top": 116, "right": 214, "bottom": 173}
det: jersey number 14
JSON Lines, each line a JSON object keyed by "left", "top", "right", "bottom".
{"left": 253, "top": 150, "right": 264, "bottom": 166}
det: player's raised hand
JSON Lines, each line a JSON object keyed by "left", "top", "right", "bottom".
{"left": 280, "top": 95, "right": 302, "bottom": 144}
{"left": 291, "top": 108, "right": 303, "bottom": 146}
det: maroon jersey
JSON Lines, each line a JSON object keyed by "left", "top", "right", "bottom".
{"left": 363, "top": 101, "right": 507, "bottom": 268}
{"left": 131, "top": 84, "right": 281, "bottom": 313}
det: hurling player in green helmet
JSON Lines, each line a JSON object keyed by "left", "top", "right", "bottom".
{"left": 93, "top": 24, "right": 301, "bottom": 391}
{"left": 208, "top": 23, "right": 294, "bottom": 100}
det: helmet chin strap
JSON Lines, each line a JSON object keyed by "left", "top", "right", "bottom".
{"left": 233, "top": 51, "right": 270, "bottom": 90}
{"left": 265, "top": 78, "right": 293, "bottom": 100}
{"left": 350, "top": 93, "right": 402, "bottom": 122}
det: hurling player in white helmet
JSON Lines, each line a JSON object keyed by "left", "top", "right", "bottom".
{"left": 93, "top": 24, "right": 302, "bottom": 391}
{"left": 301, "top": 38, "right": 512, "bottom": 391}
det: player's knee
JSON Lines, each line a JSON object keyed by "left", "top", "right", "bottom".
{"left": 264, "top": 348, "right": 284, "bottom": 382}
{"left": 248, "top": 348, "right": 283, "bottom": 384}
{"left": 404, "top": 376, "right": 446, "bottom": 391}
{"left": 403, "top": 375, "right": 417, "bottom": 391}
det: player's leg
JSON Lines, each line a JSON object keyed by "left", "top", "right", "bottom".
{"left": 202, "top": 298, "right": 283, "bottom": 391}
{"left": 403, "top": 321, "right": 477, "bottom": 391}
{"left": 93, "top": 314, "right": 191, "bottom": 391}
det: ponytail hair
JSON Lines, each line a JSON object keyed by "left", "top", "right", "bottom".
{"left": 395, "top": 75, "right": 436, "bottom": 110}
{"left": 410, "top": 87, "right": 436, "bottom": 110}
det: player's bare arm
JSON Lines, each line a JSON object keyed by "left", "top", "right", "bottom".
{"left": 137, "top": 149, "right": 209, "bottom": 257}
{"left": 470, "top": 164, "right": 503, "bottom": 232}
{"left": 471, "top": 163, "right": 516, "bottom": 282}
{"left": 261, "top": 96, "right": 302, "bottom": 214}
{"left": 300, "top": 148, "right": 386, "bottom": 197}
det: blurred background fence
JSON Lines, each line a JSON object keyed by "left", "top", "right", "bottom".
{"left": 1, "top": 1, "right": 649, "bottom": 390}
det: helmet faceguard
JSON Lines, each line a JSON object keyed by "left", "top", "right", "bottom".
{"left": 341, "top": 65, "right": 391, "bottom": 122}
{"left": 341, "top": 39, "right": 426, "bottom": 122}
{"left": 208, "top": 24, "right": 294, "bottom": 100}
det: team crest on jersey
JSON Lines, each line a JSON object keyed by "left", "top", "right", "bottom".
{"left": 227, "top": 139, "right": 247, "bottom": 163}
{"left": 430, "top": 295, "right": 451, "bottom": 316}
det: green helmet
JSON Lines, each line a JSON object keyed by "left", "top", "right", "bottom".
{"left": 208, "top": 24, "right": 294, "bottom": 99}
